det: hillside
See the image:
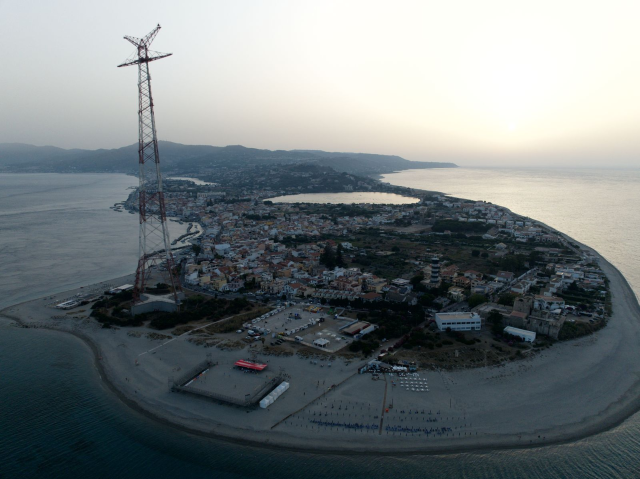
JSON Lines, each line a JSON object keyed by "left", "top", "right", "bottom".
{"left": 0, "top": 142, "right": 457, "bottom": 176}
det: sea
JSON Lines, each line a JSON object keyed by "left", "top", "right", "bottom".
{"left": 1, "top": 170, "right": 640, "bottom": 478}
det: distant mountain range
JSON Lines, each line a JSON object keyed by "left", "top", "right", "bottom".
{"left": 0, "top": 142, "right": 457, "bottom": 176}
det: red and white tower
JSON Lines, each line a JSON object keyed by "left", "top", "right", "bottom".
{"left": 118, "top": 24, "right": 180, "bottom": 307}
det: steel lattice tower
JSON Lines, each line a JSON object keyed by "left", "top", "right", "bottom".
{"left": 118, "top": 24, "right": 180, "bottom": 306}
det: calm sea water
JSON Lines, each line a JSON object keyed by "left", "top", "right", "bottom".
{"left": 2, "top": 171, "right": 640, "bottom": 478}
{"left": 0, "top": 173, "right": 190, "bottom": 310}
{"left": 268, "top": 192, "right": 419, "bottom": 204}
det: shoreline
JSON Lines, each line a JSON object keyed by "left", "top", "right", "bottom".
{"left": 3, "top": 233, "right": 640, "bottom": 455}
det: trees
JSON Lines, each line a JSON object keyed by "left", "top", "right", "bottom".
{"left": 410, "top": 274, "right": 427, "bottom": 292}
{"left": 498, "top": 293, "right": 517, "bottom": 306}
{"left": 320, "top": 244, "right": 336, "bottom": 269}
{"left": 419, "top": 293, "right": 435, "bottom": 306}
{"left": 498, "top": 255, "right": 527, "bottom": 275}
{"left": 468, "top": 294, "right": 487, "bottom": 308}
{"left": 336, "top": 243, "right": 345, "bottom": 267}
{"left": 348, "top": 338, "right": 380, "bottom": 356}
{"left": 487, "top": 310, "right": 504, "bottom": 336}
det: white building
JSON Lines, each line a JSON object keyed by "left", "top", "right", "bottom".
{"left": 504, "top": 326, "right": 536, "bottom": 342}
{"left": 313, "top": 338, "right": 330, "bottom": 348}
{"left": 435, "top": 312, "right": 481, "bottom": 332}
{"left": 534, "top": 295, "right": 566, "bottom": 311}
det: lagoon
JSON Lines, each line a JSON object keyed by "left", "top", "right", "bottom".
{"left": 267, "top": 192, "right": 419, "bottom": 204}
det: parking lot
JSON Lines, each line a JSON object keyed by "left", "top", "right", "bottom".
{"left": 243, "top": 302, "right": 356, "bottom": 353}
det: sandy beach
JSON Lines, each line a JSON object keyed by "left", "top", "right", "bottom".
{"left": 2, "top": 239, "right": 640, "bottom": 456}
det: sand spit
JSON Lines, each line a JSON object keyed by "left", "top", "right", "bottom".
{"left": 2, "top": 245, "right": 640, "bottom": 456}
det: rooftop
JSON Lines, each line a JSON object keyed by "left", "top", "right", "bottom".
{"left": 436, "top": 312, "right": 480, "bottom": 321}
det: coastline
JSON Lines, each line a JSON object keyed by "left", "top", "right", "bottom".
{"left": 3, "top": 231, "right": 640, "bottom": 455}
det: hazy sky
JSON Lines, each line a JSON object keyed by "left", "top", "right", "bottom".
{"left": 1, "top": 0, "right": 639, "bottom": 167}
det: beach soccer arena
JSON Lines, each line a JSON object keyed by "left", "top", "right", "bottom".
{"left": 171, "top": 359, "right": 286, "bottom": 408}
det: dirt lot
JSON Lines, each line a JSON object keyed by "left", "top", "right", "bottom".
{"left": 391, "top": 329, "right": 540, "bottom": 370}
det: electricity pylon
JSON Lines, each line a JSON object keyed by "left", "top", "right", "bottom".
{"left": 118, "top": 24, "right": 180, "bottom": 306}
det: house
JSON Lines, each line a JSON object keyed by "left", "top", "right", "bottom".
{"left": 496, "top": 271, "right": 515, "bottom": 283}
{"left": 440, "top": 265, "right": 459, "bottom": 282}
{"left": 226, "top": 277, "right": 245, "bottom": 292}
{"left": 472, "top": 284, "right": 494, "bottom": 295}
{"left": 365, "top": 277, "right": 387, "bottom": 293}
{"left": 391, "top": 278, "right": 413, "bottom": 290}
{"left": 387, "top": 291, "right": 408, "bottom": 303}
{"left": 283, "top": 282, "right": 304, "bottom": 295}
{"left": 453, "top": 276, "right": 471, "bottom": 288}
{"left": 464, "top": 270, "right": 483, "bottom": 281}
{"left": 361, "top": 292, "right": 382, "bottom": 302}
{"left": 210, "top": 276, "right": 228, "bottom": 291}
{"left": 534, "top": 295, "right": 565, "bottom": 311}
{"left": 448, "top": 286, "right": 467, "bottom": 302}
{"left": 185, "top": 271, "right": 199, "bottom": 285}
{"left": 511, "top": 281, "right": 531, "bottom": 294}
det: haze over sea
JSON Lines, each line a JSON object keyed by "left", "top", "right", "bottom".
{"left": 2, "top": 170, "right": 640, "bottom": 478}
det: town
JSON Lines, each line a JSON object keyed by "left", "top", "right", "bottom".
{"left": 96, "top": 171, "right": 612, "bottom": 371}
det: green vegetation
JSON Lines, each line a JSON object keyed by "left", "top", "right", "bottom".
{"left": 419, "top": 293, "right": 436, "bottom": 307}
{"left": 468, "top": 294, "right": 487, "bottom": 308}
{"left": 320, "top": 243, "right": 345, "bottom": 269}
{"left": 353, "top": 306, "right": 424, "bottom": 343}
{"left": 498, "top": 293, "right": 518, "bottom": 306}
{"left": 91, "top": 294, "right": 257, "bottom": 330}
{"left": 487, "top": 310, "right": 504, "bottom": 336}
{"left": 558, "top": 319, "right": 605, "bottom": 340}
{"left": 349, "top": 338, "right": 380, "bottom": 356}
{"left": 146, "top": 296, "right": 254, "bottom": 330}
{"left": 402, "top": 329, "right": 436, "bottom": 350}
{"left": 446, "top": 329, "right": 476, "bottom": 345}
{"left": 432, "top": 220, "right": 490, "bottom": 233}
{"left": 495, "top": 254, "right": 528, "bottom": 275}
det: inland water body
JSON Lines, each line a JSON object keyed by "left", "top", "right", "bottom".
{"left": 268, "top": 192, "right": 419, "bottom": 204}
{"left": 2, "top": 171, "right": 640, "bottom": 478}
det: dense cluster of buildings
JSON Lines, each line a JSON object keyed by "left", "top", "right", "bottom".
{"left": 183, "top": 236, "right": 397, "bottom": 303}
{"left": 129, "top": 181, "right": 608, "bottom": 343}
